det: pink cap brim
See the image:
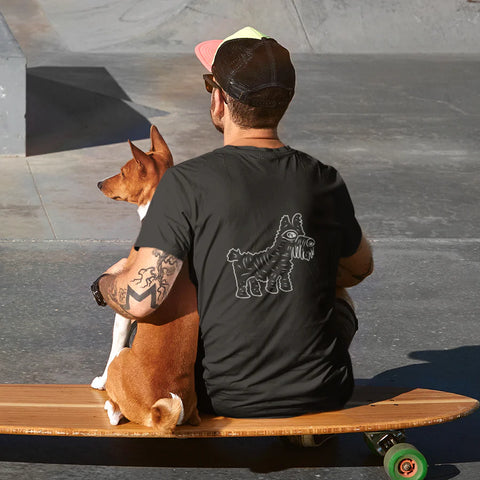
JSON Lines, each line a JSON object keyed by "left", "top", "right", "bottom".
{"left": 195, "top": 39, "right": 223, "bottom": 72}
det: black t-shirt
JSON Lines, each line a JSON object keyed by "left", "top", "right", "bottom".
{"left": 135, "top": 145, "right": 362, "bottom": 418}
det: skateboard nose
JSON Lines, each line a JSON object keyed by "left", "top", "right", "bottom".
{"left": 97, "top": 181, "right": 103, "bottom": 190}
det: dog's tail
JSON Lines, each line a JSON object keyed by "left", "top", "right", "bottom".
{"left": 150, "top": 393, "right": 184, "bottom": 434}
{"left": 227, "top": 248, "right": 241, "bottom": 263}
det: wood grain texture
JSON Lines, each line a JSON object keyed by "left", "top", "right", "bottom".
{"left": 0, "top": 384, "right": 477, "bottom": 438}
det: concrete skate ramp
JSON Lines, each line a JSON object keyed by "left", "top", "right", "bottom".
{"left": 38, "top": 0, "right": 480, "bottom": 54}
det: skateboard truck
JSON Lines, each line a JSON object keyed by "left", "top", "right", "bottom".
{"left": 364, "top": 430, "right": 406, "bottom": 456}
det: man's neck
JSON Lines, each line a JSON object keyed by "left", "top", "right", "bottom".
{"left": 223, "top": 126, "right": 285, "bottom": 149}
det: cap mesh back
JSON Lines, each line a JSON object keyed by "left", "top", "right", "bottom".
{"left": 212, "top": 38, "right": 295, "bottom": 107}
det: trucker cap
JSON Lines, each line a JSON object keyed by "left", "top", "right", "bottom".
{"left": 195, "top": 26, "right": 295, "bottom": 107}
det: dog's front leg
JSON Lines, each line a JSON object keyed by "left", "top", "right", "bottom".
{"left": 91, "top": 313, "right": 132, "bottom": 390}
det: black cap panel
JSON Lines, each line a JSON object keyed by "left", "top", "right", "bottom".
{"left": 212, "top": 37, "right": 295, "bottom": 107}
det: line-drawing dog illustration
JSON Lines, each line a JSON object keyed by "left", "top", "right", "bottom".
{"left": 227, "top": 213, "right": 315, "bottom": 299}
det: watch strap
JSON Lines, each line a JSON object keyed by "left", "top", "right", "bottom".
{"left": 91, "top": 273, "right": 110, "bottom": 306}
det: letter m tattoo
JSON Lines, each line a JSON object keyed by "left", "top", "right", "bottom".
{"left": 124, "top": 285, "right": 158, "bottom": 310}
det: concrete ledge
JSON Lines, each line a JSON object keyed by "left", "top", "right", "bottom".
{"left": 0, "top": 13, "right": 25, "bottom": 156}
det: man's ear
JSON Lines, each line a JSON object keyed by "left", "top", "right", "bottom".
{"left": 211, "top": 88, "right": 226, "bottom": 117}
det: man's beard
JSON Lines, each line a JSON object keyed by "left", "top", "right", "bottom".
{"left": 210, "top": 104, "right": 224, "bottom": 134}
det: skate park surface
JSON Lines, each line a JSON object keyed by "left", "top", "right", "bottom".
{"left": 0, "top": 1, "right": 479, "bottom": 479}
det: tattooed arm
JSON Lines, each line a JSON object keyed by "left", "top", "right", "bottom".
{"left": 336, "top": 235, "right": 374, "bottom": 288}
{"left": 98, "top": 248, "right": 183, "bottom": 320}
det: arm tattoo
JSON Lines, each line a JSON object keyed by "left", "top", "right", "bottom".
{"left": 102, "top": 249, "right": 182, "bottom": 319}
{"left": 124, "top": 285, "right": 158, "bottom": 310}
{"left": 102, "top": 275, "right": 133, "bottom": 319}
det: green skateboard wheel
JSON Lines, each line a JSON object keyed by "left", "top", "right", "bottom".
{"left": 384, "top": 443, "right": 428, "bottom": 480}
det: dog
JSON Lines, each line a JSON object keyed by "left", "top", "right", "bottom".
{"left": 227, "top": 213, "right": 315, "bottom": 299}
{"left": 94, "top": 125, "right": 200, "bottom": 433}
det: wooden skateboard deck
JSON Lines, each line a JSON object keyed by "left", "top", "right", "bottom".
{"left": 0, "top": 384, "right": 476, "bottom": 438}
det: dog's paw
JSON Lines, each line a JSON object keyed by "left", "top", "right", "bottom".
{"left": 104, "top": 400, "right": 124, "bottom": 426}
{"left": 91, "top": 376, "right": 107, "bottom": 390}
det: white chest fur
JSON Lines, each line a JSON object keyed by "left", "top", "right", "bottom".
{"left": 137, "top": 202, "right": 151, "bottom": 221}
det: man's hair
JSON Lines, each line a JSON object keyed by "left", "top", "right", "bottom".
{"left": 226, "top": 87, "right": 291, "bottom": 129}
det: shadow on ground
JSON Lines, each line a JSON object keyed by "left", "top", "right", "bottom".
{"left": 26, "top": 67, "right": 167, "bottom": 156}
{"left": 0, "top": 434, "right": 389, "bottom": 471}
{"left": 361, "top": 346, "right": 480, "bottom": 401}
{"left": 0, "top": 428, "right": 463, "bottom": 478}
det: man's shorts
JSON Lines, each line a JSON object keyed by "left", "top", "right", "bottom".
{"left": 332, "top": 298, "right": 358, "bottom": 349}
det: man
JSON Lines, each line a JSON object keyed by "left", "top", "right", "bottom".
{"left": 92, "top": 27, "right": 373, "bottom": 418}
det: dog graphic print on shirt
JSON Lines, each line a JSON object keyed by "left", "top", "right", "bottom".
{"left": 226, "top": 213, "right": 315, "bottom": 299}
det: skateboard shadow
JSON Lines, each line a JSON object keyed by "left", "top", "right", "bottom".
{"left": 0, "top": 432, "right": 461, "bottom": 478}
{"left": 26, "top": 66, "right": 168, "bottom": 156}
{"left": 357, "top": 345, "right": 480, "bottom": 466}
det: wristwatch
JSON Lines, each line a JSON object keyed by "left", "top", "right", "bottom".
{"left": 91, "top": 273, "right": 110, "bottom": 306}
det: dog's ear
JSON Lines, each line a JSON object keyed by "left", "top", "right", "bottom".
{"left": 150, "top": 125, "right": 173, "bottom": 167}
{"left": 279, "top": 214, "right": 292, "bottom": 231}
{"left": 292, "top": 213, "right": 304, "bottom": 232}
{"left": 129, "top": 140, "right": 149, "bottom": 169}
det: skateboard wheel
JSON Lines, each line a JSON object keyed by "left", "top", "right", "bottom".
{"left": 384, "top": 443, "right": 428, "bottom": 480}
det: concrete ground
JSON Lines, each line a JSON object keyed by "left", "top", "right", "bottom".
{"left": 1, "top": 1, "right": 480, "bottom": 479}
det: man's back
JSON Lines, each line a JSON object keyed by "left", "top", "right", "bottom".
{"left": 95, "top": 26, "right": 372, "bottom": 425}
{"left": 137, "top": 144, "right": 362, "bottom": 417}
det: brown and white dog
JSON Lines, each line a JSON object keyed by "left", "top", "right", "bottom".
{"left": 94, "top": 126, "right": 200, "bottom": 433}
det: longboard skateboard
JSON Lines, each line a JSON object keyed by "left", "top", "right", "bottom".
{"left": 0, "top": 384, "right": 477, "bottom": 480}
